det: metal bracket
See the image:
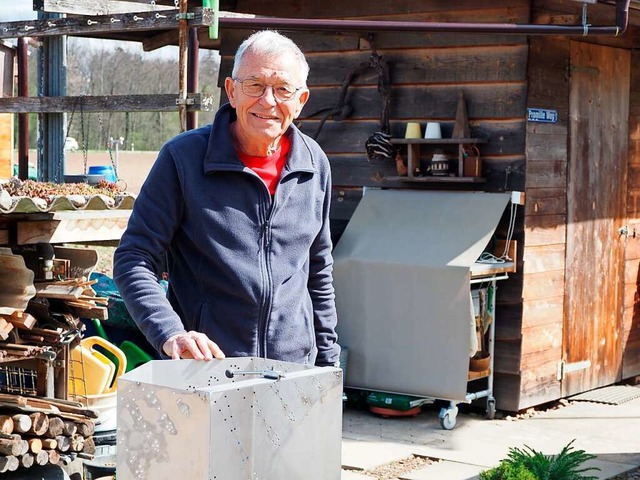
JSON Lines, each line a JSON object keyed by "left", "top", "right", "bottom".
{"left": 176, "top": 12, "right": 195, "bottom": 20}
{"left": 175, "top": 97, "right": 195, "bottom": 106}
{"left": 557, "top": 359, "right": 591, "bottom": 381}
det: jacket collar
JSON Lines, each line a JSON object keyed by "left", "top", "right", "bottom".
{"left": 203, "top": 103, "right": 318, "bottom": 175}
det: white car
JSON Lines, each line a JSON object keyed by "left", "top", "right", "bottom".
{"left": 64, "top": 137, "right": 79, "bottom": 152}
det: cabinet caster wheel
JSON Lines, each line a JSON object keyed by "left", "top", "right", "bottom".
{"left": 438, "top": 406, "right": 458, "bottom": 430}
{"left": 486, "top": 399, "right": 496, "bottom": 420}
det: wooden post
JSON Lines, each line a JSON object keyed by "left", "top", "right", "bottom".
{"left": 17, "top": 37, "right": 29, "bottom": 181}
{"left": 187, "top": 26, "right": 200, "bottom": 130}
{"left": 178, "top": 0, "right": 189, "bottom": 132}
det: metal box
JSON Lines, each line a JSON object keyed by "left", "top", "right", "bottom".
{"left": 117, "top": 357, "right": 342, "bottom": 480}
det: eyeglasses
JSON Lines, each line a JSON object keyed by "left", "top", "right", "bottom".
{"left": 233, "top": 78, "right": 303, "bottom": 102}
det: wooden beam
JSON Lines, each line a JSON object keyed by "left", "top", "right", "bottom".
{"left": 142, "top": 13, "right": 249, "bottom": 51}
{"left": 16, "top": 210, "right": 132, "bottom": 245}
{"left": 0, "top": 7, "right": 213, "bottom": 39}
{"left": 33, "top": 0, "right": 175, "bottom": 16}
{"left": 143, "top": 28, "right": 179, "bottom": 51}
{"left": 0, "top": 94, "right": 214, "bottom": 113}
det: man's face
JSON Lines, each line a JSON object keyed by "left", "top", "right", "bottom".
{"left": 225, "top": 51, "right": 309, "bottom": 147}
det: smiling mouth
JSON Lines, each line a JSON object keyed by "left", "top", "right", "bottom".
{"left": 252, "top": 113, "right": 279, "bottom": 121}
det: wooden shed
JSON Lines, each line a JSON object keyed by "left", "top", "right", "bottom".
{"left": 213, "top": 0, "right": 640, "bottom": 412}
{"left": 5, "top": 0, "right": 640, "bottom": 412}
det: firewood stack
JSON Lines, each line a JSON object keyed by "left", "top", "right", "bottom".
{"left": 0, "top": 276, "right": 111, "bottom": 472}
{"left": 0, "top": 394, "right": 98, "bottom": 473}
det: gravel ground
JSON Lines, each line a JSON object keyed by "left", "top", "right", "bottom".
{"left": 343, "top": 455, "right": 433, "bottom": 480}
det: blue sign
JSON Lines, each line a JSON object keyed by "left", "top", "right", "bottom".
{"left": 527, "top": 108, "right": 558, "bottom": 123}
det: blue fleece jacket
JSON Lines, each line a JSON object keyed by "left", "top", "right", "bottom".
{"left": 113, "top": 104, "right": 340, "bottom": 366}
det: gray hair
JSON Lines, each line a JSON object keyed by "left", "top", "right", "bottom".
{"left": 231, "top": 30, "right": 310, "bottom": 85}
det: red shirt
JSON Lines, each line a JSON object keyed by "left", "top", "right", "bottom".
{"left": 237, "top": 135, "right": 290, "bottom": 196}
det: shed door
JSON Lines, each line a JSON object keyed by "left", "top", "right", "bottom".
{"left": 563, "top": 42, "right": 629, "bottom": 397}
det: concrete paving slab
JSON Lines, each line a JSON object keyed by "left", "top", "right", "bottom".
{"left": 341, "top": 397, "right": 640, "bottom": 480}
{"left": 399, "top": 460, "right": 485, "bottom": 480}
{"left": 342, "top": 437, "right": 417, "bottom": 470}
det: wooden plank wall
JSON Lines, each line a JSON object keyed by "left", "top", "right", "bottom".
{"left": 496, "top": 36, "right": 568, "bottom": 411}
{"left": 220, "top": 0, "right": 531, "bottom": 410}
{"left": 624, "top": 50, "right": 640, "bottom": 379}
{"left": 220, "top": 0, "right": 531, "bottom": 239}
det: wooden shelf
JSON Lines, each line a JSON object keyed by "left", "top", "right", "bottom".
{"left": 0, "top": 210, "right": 132, "bottom": 246}
{"left": 390, "top": 138, "right": 487, "bottom": 145}
{"left": 385, "top": 176, "right": 486, "bottom": 184}
{"left": 392, "top": 137, "right": 488, "bottom": 179}
{"left": 468, "top": 368, "right": 491, "bottom": 381}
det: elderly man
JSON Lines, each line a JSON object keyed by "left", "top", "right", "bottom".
{"left": 113, "top": 30, "right": 340, "bottom": 367}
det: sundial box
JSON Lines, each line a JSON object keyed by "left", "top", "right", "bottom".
{"left": 116, "top": 357, "right": 342, "bottom": 480}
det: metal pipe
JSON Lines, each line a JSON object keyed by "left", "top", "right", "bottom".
{"left": 187, "top": 27, "right": 199, "bottom": 131}
{"left": 17, "top": 37, "right": 29, "bottom": 181}
{"left": 219, "top": 0, "right": 631, "bottom": 37}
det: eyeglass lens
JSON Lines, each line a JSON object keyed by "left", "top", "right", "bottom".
{"left": 241, "top": 80, "right": 297, "bottom": 101}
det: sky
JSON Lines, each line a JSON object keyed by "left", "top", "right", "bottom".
{"left": 0, "top": 4, "right": 37, "bottom": 23}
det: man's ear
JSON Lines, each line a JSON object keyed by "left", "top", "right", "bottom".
{"left": 225, "top": 77, "right": 237, "bottom": 107}
{"left": 294, "top": 89, "right": 310, "bottom": 118}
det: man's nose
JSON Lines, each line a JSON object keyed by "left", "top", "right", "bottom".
{"left": 259, "top": 85, "right": 278, "bottom": 105}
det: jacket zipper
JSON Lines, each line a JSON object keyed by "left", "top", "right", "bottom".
{"left": 258, "top": 185, "right": 276, "bottom": 359}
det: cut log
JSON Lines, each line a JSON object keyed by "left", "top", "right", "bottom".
{"left": 62, "top": 420, "right": 77, "bottom": 437}
{"left": 55, "top": 435, "right": 70, "bottom": 452}
{"left": 70, "top": 434, "right": 84, "bottom": 452}
{"left": 0, "top": 455, "right": 19, "bottom": 473}
{"left": 41, "top": 438, "right": 57, "bottom": 450}
{"left": 35, "top": 449, "right": 48, "bottom": 466}
{"left": 0, "top": 438, "right": 22, "bottom": 456}
{"left": 45, "top": 449, "right": 59, "bottom": 465}
{"left": 82, "top": 435, "right": 95, "bottom": 455}
{"left": 45, "top": 417, "right": 64, "bottom": 438}
{"left": 18, "top": 440, "right": 29, "bottom": 456}
{"left": 76, "top": 419, "right": 95, "bottom": 437}
{"left": 19, "top": 452, "right": 34, "bottom": 468}
{"left": 27, "top": 437, "right": 42, "bottom": 454}
{"left": 12, "top": 414, "right": 32, "bottom": 434}
{"left": 0, "top": 415, "right": 13, "bottom": 435}
{"left": 28, "top": 412, "right": 49, "bottom": 436}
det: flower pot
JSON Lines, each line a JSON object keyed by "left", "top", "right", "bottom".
{"left": 469, "top": 351, "right": 490, "bottom": 372}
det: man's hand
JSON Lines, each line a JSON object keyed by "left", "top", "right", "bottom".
{"left": 162, "top": 331, "right": 226, "bottom": 360}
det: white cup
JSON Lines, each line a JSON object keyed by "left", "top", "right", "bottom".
{"left": 424, "top": 122, "right": 442, "bottom": 139}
